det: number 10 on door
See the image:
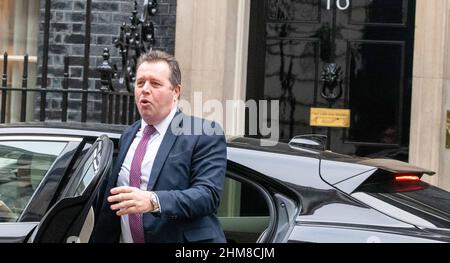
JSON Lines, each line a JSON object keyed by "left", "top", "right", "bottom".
{"left": 327, "top": 0, "right": 350, "bottom": 10}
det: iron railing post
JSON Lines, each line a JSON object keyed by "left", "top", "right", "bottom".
{"left": 128, "top": 95, "right": 135, "bottom": 125}
{"left": 81, "top": 0, "right": 92, "bottom": 123}
{"left": 97, "top": 48, "right": 114, "bottom": 123}
{"left": 40, "top": 0, "right": 51, "bottom": 121}
{"left": 1, "top": 52, "right": 7, "bottom": 123}
{"left": 20, "top": 54, "right": 29, "bottom": 122}
{"left": 62, "top": 56, "right": 70, "bottom": 122}
{"left": 121, "top": 93, "right": 128, "bottom": 124}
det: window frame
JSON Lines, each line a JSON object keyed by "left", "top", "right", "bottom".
{"left": 0, "top": 135, "right": 83, "bottom": 223}
{"left": 222, "top": 161, "right": 287, "bottom": 243}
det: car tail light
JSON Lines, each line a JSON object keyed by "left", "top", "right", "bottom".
{"left": 394, "top": 174, "right": 421, "bottom": 183}
{"left": 353, "top": 170, "right": 428, "bottom": 193}
{"left": 334, "top": 158, "right": 435, "bottom": 194}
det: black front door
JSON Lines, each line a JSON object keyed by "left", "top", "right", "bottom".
{"left": 247, "top": 0, "right": 415, "bottom": 160}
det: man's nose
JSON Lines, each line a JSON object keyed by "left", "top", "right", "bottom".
{"left": 142, "top": 81, "right": 152, "bottom": 93}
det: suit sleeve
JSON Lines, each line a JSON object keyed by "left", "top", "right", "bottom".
{"left": 154, "top": 130, "right": 227, "bottom": 220}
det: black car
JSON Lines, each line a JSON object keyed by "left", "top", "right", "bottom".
{"left": 0, "top": 122, "right": 449, "bottom": 243}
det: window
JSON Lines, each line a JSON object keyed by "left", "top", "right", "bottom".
{"left": 0, "top": 141, "right": 67, "bottom": 222}
{"left": 0, "top": 0, "right": 39, "bottom": 123}
{"left": 64, "top": 141, "right": 104, "bottom": 198}
{"left": 218, "top": 176, "right": 271, "bottom": 243}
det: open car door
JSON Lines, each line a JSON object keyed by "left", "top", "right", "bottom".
{"left": 26, "top": 135, "right": 113, "bottom": 243}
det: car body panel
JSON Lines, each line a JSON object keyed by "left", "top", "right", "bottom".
{"left": 290, "top": 223, "right": 448, "bottom": 243}
{"left": 319, "top": 159, "right": 376, "bottom": 185}
{"left": 227, "top": 141, "right": 450, "bottom": 242}
{"left": 0, "top": 123, "right": 449, "bottom": 243}
{"left": 333, "top": 169, "right": 378, "bottom": 194}
{"left": 0, "top": 223, "right": 38, "bottom": 243}
{"left": 296, "top": 198, "right": 413, "bottom": 228}
{"left": 227, "top": 147, "right": 325, "bottom": 190}
{"left": 0, "top": 122, "right": 126, "bottom": 139}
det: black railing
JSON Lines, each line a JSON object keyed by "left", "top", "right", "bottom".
{"left": 97, "top": 0, "right": 158, "bottom": 123}
{"left": 0, "top": 52, "right": 138, "bottom": 125}
{"left": 0, "top": 0, "right": 158, "bottom": 125}
{"left": 1, "top": 53, "right": 33, "bottom": 123}
{"left": 1, "top": 52, "right": 8, "bottom": 123}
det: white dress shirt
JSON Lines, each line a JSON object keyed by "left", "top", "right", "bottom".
{"left": 117, "top": 106, "right": 177, "bottom": 243}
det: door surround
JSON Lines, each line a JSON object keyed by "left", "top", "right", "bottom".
{"left": 409, "top": 0, "right": 450, "bottom": 190}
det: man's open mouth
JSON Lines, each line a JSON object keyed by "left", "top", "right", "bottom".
{"left": 140, "top": 98, "right": 151, "bottom": 105}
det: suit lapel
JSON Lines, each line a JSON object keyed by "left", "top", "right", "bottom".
{"left": 110, "top": 121, "right": 141, "bottom": 187}
{"left": 147, "top": 111, "right": 184, "bottom": 191}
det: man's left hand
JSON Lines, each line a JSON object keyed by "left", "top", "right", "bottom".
{"left": 108, "top": 186, "right": 153, "bottom": 216}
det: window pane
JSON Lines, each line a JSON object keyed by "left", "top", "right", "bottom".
{"left": 267, "top": 0, "right": 320, "bottom": 22}
{"left": 0, "top": 141, "right": 67, "bottom": 222}
{"left": 64, "top": 142, "right": 102, "bottom": 198}
{"left": 0, "top": 0, "right": 39, "bottom": 123}
{"left": 218, "top": 177, "right": 270, "bottom": 243}
{"left": 350, "top": 0, "right": 406, "bottom": 25}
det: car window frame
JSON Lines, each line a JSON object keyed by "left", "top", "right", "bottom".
{"left": 0, "top": 135, "right": 83, "bottom": 223}
{"left": 225, "top": 161, "right": 300, "bottom": 243}
{"left": 27, "top": 135, "right": 114, "bottom": 243}
{"left": 223, "top": 169, "right": 275, "bottom": 243}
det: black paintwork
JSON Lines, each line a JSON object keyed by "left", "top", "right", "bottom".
{"left": 0, "top": 123, "right": 449, "bottom": 243}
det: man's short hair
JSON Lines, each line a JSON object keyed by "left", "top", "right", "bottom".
{"left": 136, "top": 50, "right": 182, "bottom": 88}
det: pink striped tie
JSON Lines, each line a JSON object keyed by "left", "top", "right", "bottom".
{"left": 128, "top": 125, "right": 156, "bottom": 243}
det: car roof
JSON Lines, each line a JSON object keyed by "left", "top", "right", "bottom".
{"left": 0, "top": 122, "right": 360, "bottom": 162}
{"left": 0, "top": 122, "right": 126, "bottom": 139}
{"left": 227, "top": 136, "right": 359, "bottom": 162}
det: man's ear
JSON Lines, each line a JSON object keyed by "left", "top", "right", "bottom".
{"left": 174, "top": 84, "right": 182, "bottom": 100}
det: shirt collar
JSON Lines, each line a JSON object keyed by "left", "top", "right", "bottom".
{"left": 140, "top": 106, "right": 178, "bottom": 136}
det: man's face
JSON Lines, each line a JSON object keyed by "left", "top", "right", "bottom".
{"left": 134, "top": 61, "right": 180, "bottom": 125}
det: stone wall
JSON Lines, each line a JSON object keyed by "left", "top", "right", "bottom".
{"left": 36, "top": 0, "right": 177, "bottom": 122}
{"left": 409, "top": 0, "right": 450, "bottom": 191}
{"left": 175, "top": 0, "right": 250, "bottom": 136}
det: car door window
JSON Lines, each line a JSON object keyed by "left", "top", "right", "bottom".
{"left": 217, "top": 177, "right": 271, "bottom": 243}
{"left": 28, "top": 135, "right": 113, "bottom": 243}
{"left": 0, "top": 141, "right": 67, "bottom": 222}
{"left": 63, "top": 144, "right": 103, "bottom": 198}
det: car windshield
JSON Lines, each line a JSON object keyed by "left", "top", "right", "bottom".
{"left": 0, "top": 141, "right": 67, "bottom": 222}
{"left": 355, "top": 182, "right": 450, "bottom": 230}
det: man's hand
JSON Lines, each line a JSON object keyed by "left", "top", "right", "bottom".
{"left": 108, "top": 186, "right": 153, "bottom": 216}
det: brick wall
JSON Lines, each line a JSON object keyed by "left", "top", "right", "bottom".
{"left": 36, "top": 0, "right": 177, "bottom": 122}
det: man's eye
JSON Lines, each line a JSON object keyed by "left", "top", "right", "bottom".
{"left": 137, "top": 81, "right": 144, "bottom": 87}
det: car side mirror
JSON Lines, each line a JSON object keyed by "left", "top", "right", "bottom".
{"left": 288, "top": 135, "right": 327, "bottom": 152}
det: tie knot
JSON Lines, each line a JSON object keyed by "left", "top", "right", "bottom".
{"left": 143, "top": 125, "right": 156, "bottom": 138}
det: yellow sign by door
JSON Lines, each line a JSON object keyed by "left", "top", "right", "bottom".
{"left": 310, "top": 108, "right": 351, "bottom": 128}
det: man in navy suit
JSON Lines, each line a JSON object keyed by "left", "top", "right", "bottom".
{"left": 91, "top": 50, "right": 227, "bottom": 243}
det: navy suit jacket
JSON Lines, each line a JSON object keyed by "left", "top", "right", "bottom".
{"left": 90, "top": 112, "right": 227, "bottom": 243}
